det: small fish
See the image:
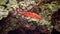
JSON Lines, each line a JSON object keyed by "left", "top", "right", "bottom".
{"left": 18, "top": 12, "right": 43, "bottom": 20}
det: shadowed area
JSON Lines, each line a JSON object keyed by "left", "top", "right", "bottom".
{"left": 51, "top": 9, "right": 60, "bottom": 34}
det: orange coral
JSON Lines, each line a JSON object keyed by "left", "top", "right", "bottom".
{"left": 18, "top": 12, "right": 43, "bottom": 20}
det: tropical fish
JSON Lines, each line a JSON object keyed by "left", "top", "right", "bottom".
{"left": 18, "top": 12, "right": 43, "bottom": 20}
